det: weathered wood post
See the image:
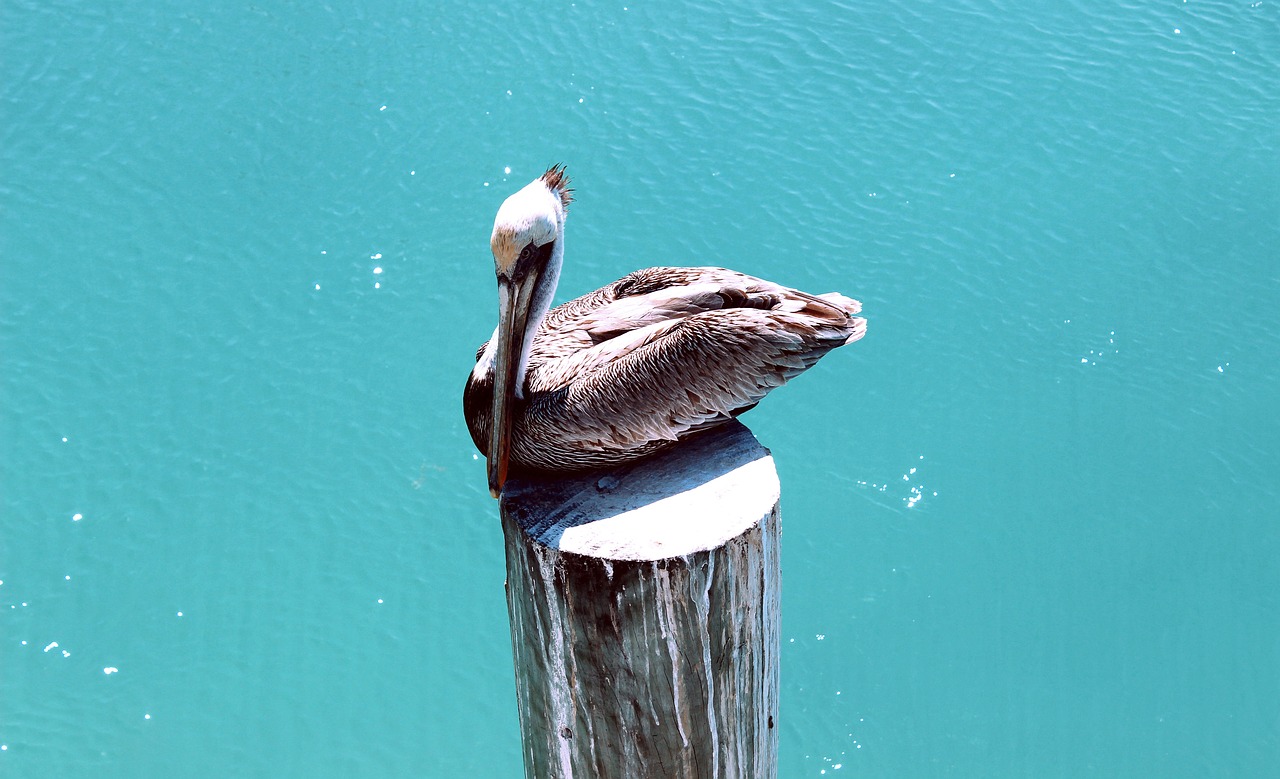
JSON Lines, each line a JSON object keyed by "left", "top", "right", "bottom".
{"left": 500, "top": 420, "right": 781, "bottom": 778}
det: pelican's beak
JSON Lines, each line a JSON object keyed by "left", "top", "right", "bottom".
{"left": 487, "top": 273, "right": 536, "bottom": 499}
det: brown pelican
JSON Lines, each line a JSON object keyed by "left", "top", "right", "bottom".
{"left": 464, "top": 165, "right": 866, "bottom": 498}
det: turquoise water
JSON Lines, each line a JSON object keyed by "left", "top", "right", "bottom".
{"left": 3, "top": 0, "right": 1277, "bottom": 775}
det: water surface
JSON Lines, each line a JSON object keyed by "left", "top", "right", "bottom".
{"left": 3, "top": 1, "right": 1277, "bottom": 776}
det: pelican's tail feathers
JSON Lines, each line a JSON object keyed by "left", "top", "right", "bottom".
{"left": 797, "top": 291, "right": 866, "bottom": 345}
{"left": 843, "top": 315, "right": 868, "bottom": 345}
{"left": 816, "top": 291, "right": 862, "bottom": 316}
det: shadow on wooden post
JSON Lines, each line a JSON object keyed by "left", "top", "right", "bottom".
{"left": 500, "top": 420, "right": 781, "bottom": 779}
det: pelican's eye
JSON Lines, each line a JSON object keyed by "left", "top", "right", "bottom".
{"left": 512, "top": 240, "right": 554, "bottom": 281}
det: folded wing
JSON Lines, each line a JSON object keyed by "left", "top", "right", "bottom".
{"left": 520, "top": 267, "right": 865, "bottom": 453}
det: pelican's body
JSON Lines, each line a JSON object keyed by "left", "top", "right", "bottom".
{"left": 464, "top": 166, "right": 866, "bottom": 496}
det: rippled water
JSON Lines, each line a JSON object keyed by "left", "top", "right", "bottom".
{"left": 3, "top": 1, "right": 1277, "bottom": 776}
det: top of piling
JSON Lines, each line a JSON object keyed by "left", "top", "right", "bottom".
{"left": 499, "top": 421, "right": 779, "bottom": 561}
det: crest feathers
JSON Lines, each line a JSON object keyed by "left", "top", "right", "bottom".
{"left": 540, "top": 164, "right": 574, "bottom": 210}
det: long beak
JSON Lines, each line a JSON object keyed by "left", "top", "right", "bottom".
{"left": 488, "top": 275, "right": 534, "bottom": 498}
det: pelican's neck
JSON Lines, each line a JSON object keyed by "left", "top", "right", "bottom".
{"left": 471, "top": 223, "right": 565, "bottom": 400}
{"left": 512, "top": 230, "right": 563, "bottom": 398}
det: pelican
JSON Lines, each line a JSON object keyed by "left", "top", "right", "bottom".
{"left": 464, "top": 165, "right": 866, "bottom": 498}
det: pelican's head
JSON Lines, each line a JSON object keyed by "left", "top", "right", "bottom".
{"left": 490, "top": 164, "right": 572, "bottom": 279}
{"left": 485, "top": 165, "right": 573, "bottom": 498}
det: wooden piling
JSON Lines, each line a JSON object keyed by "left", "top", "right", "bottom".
{"left": 499, "top": 420, "right": 781, "bottom": 779}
